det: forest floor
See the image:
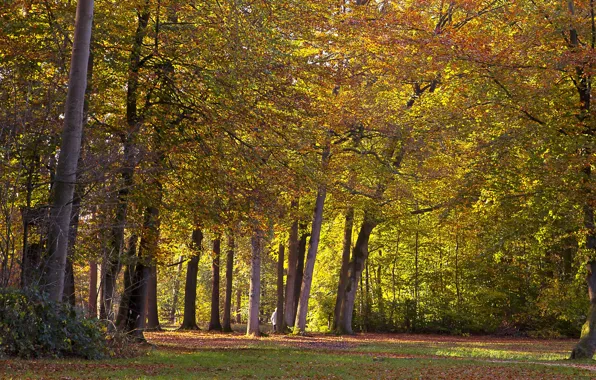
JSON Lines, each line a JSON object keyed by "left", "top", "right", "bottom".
{"left": 2, "top": 328, "right": 596, "bottom": 379}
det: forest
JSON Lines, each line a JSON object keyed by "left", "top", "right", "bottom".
{"left": 2, "top": 0, "right": 596, "bottom": 367}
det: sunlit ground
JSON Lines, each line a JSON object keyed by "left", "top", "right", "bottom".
{"left": 2, "top": 328, "right": 596, "bottom": 379}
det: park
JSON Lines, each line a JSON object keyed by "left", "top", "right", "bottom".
{"left": 2, "top": 0, "right": 596, "bottom": 378}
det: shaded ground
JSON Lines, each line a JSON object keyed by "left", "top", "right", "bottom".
{"left": 2, "top": 330, "right": 596, "bottom": 379}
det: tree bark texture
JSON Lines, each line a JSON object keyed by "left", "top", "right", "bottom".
{"left": 333, "top": 207, "right": 354, "bottom": 331}
{"left": 44, "top": 0, "right": 93, "bottom": 302}
{"left": 180, "top": 228, "right": 202, "bottom": 330}
{"left": 222, "top": 234, "right": 235, "bottom": 332}
{"left": 208, "top": 237, "right": 222, "bottom": 331}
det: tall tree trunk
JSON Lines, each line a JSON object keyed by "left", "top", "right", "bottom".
{"left": 294, "top": 226, "right": 308, "bottom": 318}
{"left": 63, "top": 164, "right": 83, "bottom": 307}
{"left": 275, "top": 243, "right": 285, "bottom": 332}
{"left": 63, "top": 41, "right": 94, "bottom": 306}
{"left": 337, "top": 214, "right": 378, "bottom": 334}
{"left": 180, "top": 228, "right": 202, "bottom": 330}
{"left": 104, "top": 2, "right": 150, "bottom": 320}
{"left": 295, "top": 184, "right": 328, "bottom": 333}
{"left": 44, "top": 0, "right": 93, "bottom": 302}
{"left": 115, "top": 236, "right": 137, "bottom": 328}
{"left": 333, "top": 207, "right": 354, "bottom": 331}
{"left": 282, "top": 205, "right": 299, "bottom": 330}
{"left": 124, "top": 260, "right": 149, "bottom": 341}
{"left": 222, "top": 234, "right": 235, "bottom": 332}
{"left": 208, "top": 237, "right": 222, "bottom": 331}
{"left": 247, "top": 228, "right": 262, "bottom": 336}
{"left": 146, "top": 265, "right": 161, "bottom": 331}
{"left": 116, "top": 236, "right": 138, "bottom": 329}
{"left": 124, "top": 205, "right": 160, "bottom": 340}
{"left": 88, "top": 261, "right": 97, "bottom": 317}
{"left": 169, "top": 256, "right": 183, "bottom": 323}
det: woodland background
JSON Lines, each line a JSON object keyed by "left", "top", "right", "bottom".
{"left": 1, "top": 0, "right": 596, "bottom": 359}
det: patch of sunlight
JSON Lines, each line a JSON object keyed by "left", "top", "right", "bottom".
{"left": 434, "top": 347, "right": 567, "bottom": 361}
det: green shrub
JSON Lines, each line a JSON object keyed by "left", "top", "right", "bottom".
{"left": 0, "top": 288, "right": 107, "bottom": 359}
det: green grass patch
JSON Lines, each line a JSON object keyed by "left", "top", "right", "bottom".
{"left": 1, "top": 332, "right": 595, "bottom": 379}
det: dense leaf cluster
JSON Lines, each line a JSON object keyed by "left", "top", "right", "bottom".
{"left": 0, "top": 289, "right": 106, "bottom": 359}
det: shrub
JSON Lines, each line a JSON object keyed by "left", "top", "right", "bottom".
{"left": 0, "top": 288, "right": 107, "bottom": 359}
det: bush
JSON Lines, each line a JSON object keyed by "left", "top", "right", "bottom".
{"left": 0, "top": 288, "right": 107, "bottom": 359}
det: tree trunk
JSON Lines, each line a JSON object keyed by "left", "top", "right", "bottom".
{"left": 337, "top": 213, "right": 378, "bottom": 334}
{"left": 282, "top": 208, "right": 299, "bottom": 330}
{"left": 146, "top": 265, "right": 161, "bottom": 331}
{"left": 124, "top": 260, "right": 149, "bottom": 341}
{"left": 88, "top": 261, "right": 98, "bottom": 317}
{"left": 275, "top": 243, "right": 285, "bottom": 333}
{"left": 116, "top": 236, "right": 138, "bottom": 329}
{"left": 222, "top": 234, "right": 235, "bottom": 332}
{"left": 294, "top": 225, "right": 308, "bottom": 318}
{"left": 169, "top": 256, "right": 183, "bottom": 323}
{"left": 247, "top": 229, "right": 262, "bottom": 336}
{"left": 63, "top": 173, "right": 84, "bottom": 306}
{"left": 44, "top": 0, "right": 93, "bottom": 302}
{"left": 571, "top": 261, "right": 596, "bottom": 359}
{"left": 180, "top": 228, "right": 202, "bottom": 330}
{"left": 208, "top": 237, "right": 222, "bottom": 331}
{"left": 333, "top": 208, "right": 354, "bottom": 331}
{"left": 295, "top": 183, "right": 328, "bottom": 333}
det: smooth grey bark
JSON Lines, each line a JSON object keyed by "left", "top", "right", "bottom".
{"left": 275, "top": 243, "right": 285, "bottom": 332}
{"left": 44, "top": 0, "right": 93, "bottom": 302}
{"left": 333, "top": 207, "right": 354, "bottom": 331}
{"left": 222, "top": 234, "right": 235, "bottom": 332}
{"left": 180, "top": 228, "right": 202, "bottom": 330}
{"left": 208, "top": 237, "right": 222, "bottom": 331}
{"left": 247, "top": 228, "right": 262, "bottom": 336}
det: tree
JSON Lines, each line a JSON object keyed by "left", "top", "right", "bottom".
{"left": 44, "top": 0, "right": 94, "bottom": 302}
{"left": 208, "top": 237, "right": 222, "bottom": 331}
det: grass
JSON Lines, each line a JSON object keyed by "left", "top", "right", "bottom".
{"left": 1, "top": 330, "right": 596, "bottom": 379}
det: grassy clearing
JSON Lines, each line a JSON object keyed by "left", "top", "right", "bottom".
{"left": 1, "top": 331, "right": 595, "bottom": 379}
